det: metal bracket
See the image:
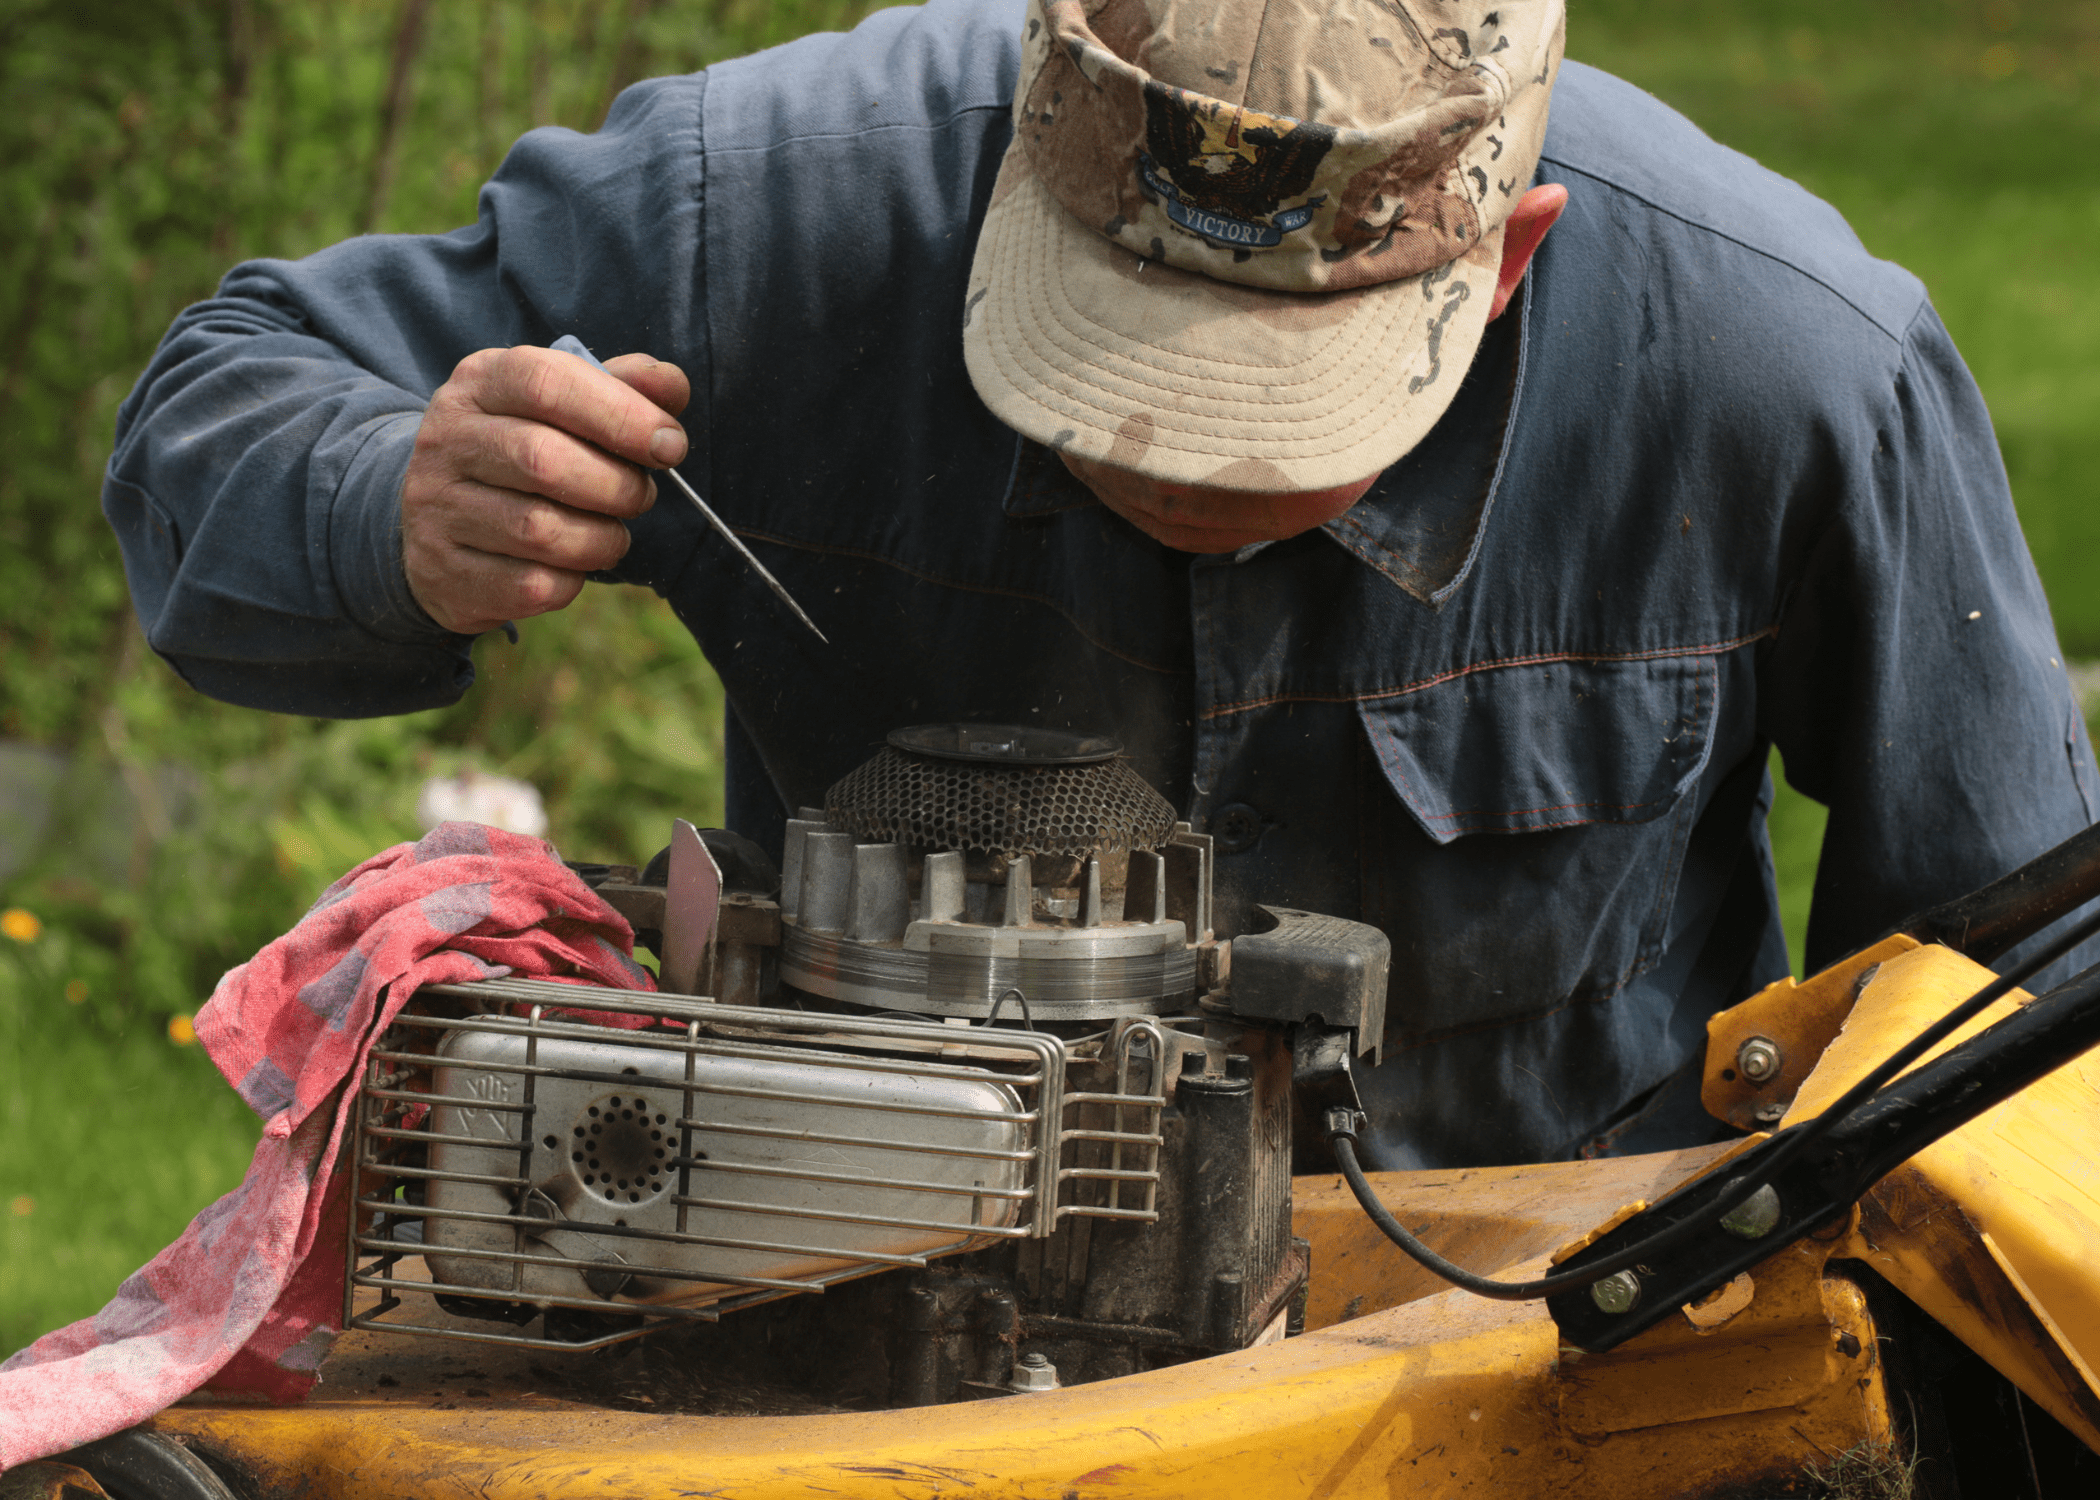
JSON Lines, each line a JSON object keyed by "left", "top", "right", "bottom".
{"left": 1552, "top": 955, "right": 2100, "bottom": 1351}
{"left": 660, "top": 818, "right": 723, "bottom": 995}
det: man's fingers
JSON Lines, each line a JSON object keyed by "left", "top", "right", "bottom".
{"left": 603, "top": 351, "right": 692, "bottom": 418}
{"left": 401, "top": 474, "right": 635, "bottom": 632}
{"left": 463, "top": 410, "right": 658, "bottom": 520}
{"left": 405, "top": 544, "right": 589, "bottom": 637}
{"left": 423, "top": 476, "right": 635, "bottom": 572}
{"left": 402, "top": 343, "right": 695, "bottom": 636}
{"left": 454, "top": 345, "right": 689, "bottom": 469}
{"left": 402, "top": 483, "right": 616, "bottom": 632}
{"left": 483, "top": 482, "right": 636, "bottom": 573}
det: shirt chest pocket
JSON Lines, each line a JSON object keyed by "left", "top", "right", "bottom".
{"left": 1355, "top": 653, "right": 1719, "bottom": 1042}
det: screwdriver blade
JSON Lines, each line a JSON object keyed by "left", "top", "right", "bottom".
{"left": 550, "top": 335, "right": 827, "bottom": 644}
{"left": 659, "top": 465, "right": 829, "bottom": 645}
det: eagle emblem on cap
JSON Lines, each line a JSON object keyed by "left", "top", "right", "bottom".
{"left": 1138, "top": 82, "right": 1335, "bottom": 250}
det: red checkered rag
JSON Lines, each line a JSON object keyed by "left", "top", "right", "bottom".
{"left": 0, "top": 823, "right": 655, "bottom": 1467}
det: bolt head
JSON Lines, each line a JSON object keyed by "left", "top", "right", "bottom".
{"left": 1009, "top": 1353, "right": 1059, "bottom": 1392}
{"left": 1589, "top": 1270, "right": 1643, "bottom": 1316}
{"left": 1210, "top": 803, "right": 1264, "bottom": 854}
{"left": 1736, "top": 1035, "right": 1784, "bottom": 1084}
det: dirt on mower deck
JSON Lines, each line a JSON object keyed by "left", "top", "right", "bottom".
{"left": 319, "top": 1328, "right": 849, "bottom": 1418}
{"left": 196, "top": 1260, "right": 855, "bottom": 1419}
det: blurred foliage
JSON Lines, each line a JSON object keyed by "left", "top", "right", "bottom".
{"left": 1769, "top": 750, "right": 1833, "bottom": 979}
{"left": 0, "top": 940, "right": 261, "bottom": 1358}
{"left": 0, "top": 0, "right": 2093, "bottom": 1033}
{"left": 0, "top": 0, "right": 875, "bottom": 1362}
{"left": 1573, "top": 0, "right": 2100, "bottom": 656}
{"left": 0, "top": 0, "right": 874, "bottom": 1037}
{"left": 2, "top": 0, "right": 2098, "bottom": 1354}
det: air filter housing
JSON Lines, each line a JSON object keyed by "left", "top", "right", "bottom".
{"left": 781, "top": 725, "right": 1213, "bottom": 1021}
{"left": 826, "top": 725, "right": 1177, "bottom": 862}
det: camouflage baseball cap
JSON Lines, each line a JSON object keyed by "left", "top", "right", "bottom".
{"left": 964, "top": 0, "right": 1565, "bottom": 493}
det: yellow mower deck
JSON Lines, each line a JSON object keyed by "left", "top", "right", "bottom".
{"left": 143, "top": 944, "right": 2100, "bottom": 1498}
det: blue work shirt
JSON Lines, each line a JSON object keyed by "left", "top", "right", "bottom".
{"left": 103, "top": 0, "right": 2099, "bottom": 1168}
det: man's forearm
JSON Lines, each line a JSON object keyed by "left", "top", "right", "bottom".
{"left": 104, "top": 288, "right": 469, "bottom": 716}
{"left": 101, "top": 72, "right": 712, "bottom": 717}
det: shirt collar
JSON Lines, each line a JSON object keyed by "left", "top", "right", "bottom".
{"left": 999, "top": 280, "right": 1527, "bottom": 601}
{"left": 1319, "top": 279, "right": 1528, "bottom": 605}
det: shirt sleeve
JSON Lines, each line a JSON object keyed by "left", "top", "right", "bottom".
{"left": 100, "top": 73, "right": 711, "bottom": 718}
{"left": 1761, "top": 300, "right": 2100, "bottom": 977}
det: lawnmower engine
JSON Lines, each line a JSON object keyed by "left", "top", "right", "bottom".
{"left": 347, "top": 725, "right": 1388, "bottom": 1407}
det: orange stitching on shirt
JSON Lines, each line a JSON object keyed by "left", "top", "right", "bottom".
{"left": 1417, "top": 795, "right": 1670, "bottom": 823}
{"left": 1411, "top": 656, "right": 1718, "bottom": 823}
{"left": 1200, "top": 624, "right": 1777, "bottom": 720}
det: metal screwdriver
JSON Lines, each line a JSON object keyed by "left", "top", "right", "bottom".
{"left": 551, "top": 334, "right": 828, "bottom": 644}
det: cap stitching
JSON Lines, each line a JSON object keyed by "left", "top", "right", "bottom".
{"left": 1019, "top": 194, "right": 1422, "bottom": 391}
{"left": 996, "top": 288, "right": 1416, "bottom": 443}
{"left": 991, "top": 193, "right": 1485, "bottom": 449}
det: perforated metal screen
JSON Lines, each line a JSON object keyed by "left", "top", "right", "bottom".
{"left": 825, "top": 747, "right": 1177, "bottom": 859}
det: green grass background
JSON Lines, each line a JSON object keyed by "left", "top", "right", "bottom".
{"left": 2, "top": 0, "right": 2094, "bottom": 1357}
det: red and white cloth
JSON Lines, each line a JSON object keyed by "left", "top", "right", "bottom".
{"left": 0, "top": 823, "right": 654, "bottom": 1467}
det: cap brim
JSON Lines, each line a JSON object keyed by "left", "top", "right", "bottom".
{"left": 964, "top": 155, "right": 1502, "bottom": 494}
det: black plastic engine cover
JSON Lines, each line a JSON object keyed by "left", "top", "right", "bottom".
{"left": 1228, "top": 905, "right": 1390, "bottom": 1045}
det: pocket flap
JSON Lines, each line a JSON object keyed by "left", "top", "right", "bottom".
{"left": 1356, "top": 655, "right": 1718, "bottom": 846}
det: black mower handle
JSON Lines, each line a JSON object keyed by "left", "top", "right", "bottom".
{"left": 1897, "top": 818, "right": 2100, "bottom": 963}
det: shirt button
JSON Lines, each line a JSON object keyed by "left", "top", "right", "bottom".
{"left": 1210, "top": 803, "right": 1264, "bottom": 854}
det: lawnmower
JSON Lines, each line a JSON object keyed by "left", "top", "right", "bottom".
{"left": 20, "top": 724, "right": 2100, "bottom": 1498}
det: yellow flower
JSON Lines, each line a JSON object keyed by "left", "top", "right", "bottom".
{"left": 0, "top": 908, "right": 41, "bottom": 943}
{"left": 8, "top": 1195, "right": 32, "bottom": 1218}
{"left": 64, "top": 980, "right": 89, "bottom": 1005}
{"left": 167, "top": 1013, "right": 197, "bottom": 1046}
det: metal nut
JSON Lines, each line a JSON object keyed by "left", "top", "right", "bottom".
{"left": 1719, "top": 1183, "right": 1783, "bottom": 1241}
{"left": 1736, "top": 1035, "right": 1784, "bottom": 1085}
{"left": 1589, "top": 1270, "right": 1643, "bottom": 1316}
{"left": 1009, "top": 1352, "right": 1059, "bottom": 1393}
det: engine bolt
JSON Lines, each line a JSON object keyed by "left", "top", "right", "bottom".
{"left": 1009, "top": 1351, "right": 1059, "bottom": 1393}
{"left": 1736, "top": 1035, "right": 1784, "bottom": 1084}
{"left": 1589, "top": 1270, "right": 1643, "bottom": 1316}
{"left": 1720, "top": 1183, "right": 1784, "bottom": 1240}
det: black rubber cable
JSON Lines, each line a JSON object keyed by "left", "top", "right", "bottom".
{"left": 1326, "top": 902, "right": 2100, "bottom": 1301}
{"left": 1329, "top": 1130, "right": 1631, "bottom": 1301}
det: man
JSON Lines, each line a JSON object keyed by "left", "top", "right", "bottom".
{"left": 103, "top": 0, "right": 2096, "bottom": 1168}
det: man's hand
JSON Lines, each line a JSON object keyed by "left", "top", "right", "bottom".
{"left": 401, "top": 345, "right": 692, "bottom": 635}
